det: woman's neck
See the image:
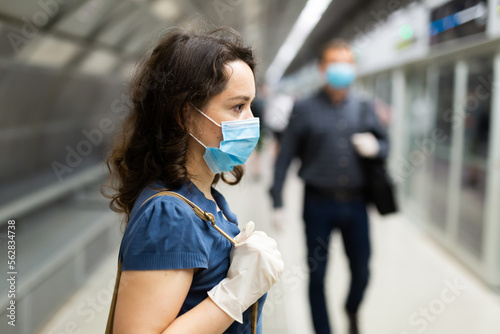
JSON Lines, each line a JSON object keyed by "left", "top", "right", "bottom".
{"left": 186, "top": 148, "right": 216, "bottom": 201}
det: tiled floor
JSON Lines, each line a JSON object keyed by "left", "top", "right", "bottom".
{"left": 39, "top": 148, "right": 500, "bottom": 334}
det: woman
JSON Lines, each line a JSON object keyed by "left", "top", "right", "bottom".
{"left": 105, "top": 27, "right": 284, "bottom": 333}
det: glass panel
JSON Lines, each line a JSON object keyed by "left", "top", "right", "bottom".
{"left": 403, "top": 67, "right": 431, "bottom": 210}
{"left": 429, "top": 64, "right": 455, "bottom": 231}
{"left": 457, "top": 55, "right": 493, "bottom": 258}
{"left": 374, "top": 72, "right": 392, "bottom": 105}
{"left": 363, "top": 75, "right": 375, "bottom": 98}
{"left": 373, "top": 72, "right": 392, "bottom": 127}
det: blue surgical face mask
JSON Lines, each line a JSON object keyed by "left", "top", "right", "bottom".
{"left": 325, "top": 62, "right": 356, "bottom": 89}
{"left": 189, "top": 105, "right": 260, "bottom": 174}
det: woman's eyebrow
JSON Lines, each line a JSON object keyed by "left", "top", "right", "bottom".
{"left": 228, "top": 95, "right": 255, "bottom": 101}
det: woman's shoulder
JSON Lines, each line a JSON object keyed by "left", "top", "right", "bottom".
{"left": 120, "top": 183, "right": 212, "bottom": 271}
{"left": 129, "top": 183, "right": 197, "bottom": 223}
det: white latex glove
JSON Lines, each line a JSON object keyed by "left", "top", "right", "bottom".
{"left": 351, "top": 132, "right": 379, "bottom": 158}
{"left": 208, "top": 221, "right": 284, "bottom": 323}
{"left": 271, "top": 208, "right": 285, "bottom": 232}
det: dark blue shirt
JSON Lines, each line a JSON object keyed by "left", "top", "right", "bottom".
{"left": 270, "top": 89, "right": 389, "bottom": 208}
{"left": 119, "top": 181, "right": 266, "bottom": 333}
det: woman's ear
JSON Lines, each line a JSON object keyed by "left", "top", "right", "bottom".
{"left": 318, "top": 61, "right": 327, "bottom": 75}
{"left": 184, "top": 104, "right": 196, "bottom": 133}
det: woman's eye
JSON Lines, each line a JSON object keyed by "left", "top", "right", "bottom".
{"left": 233, "top": 104, "right": 245, "bottom": 112}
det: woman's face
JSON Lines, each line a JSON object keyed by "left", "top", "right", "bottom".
{"left": 190, "top": 60, "right": 255, "bottom": 149}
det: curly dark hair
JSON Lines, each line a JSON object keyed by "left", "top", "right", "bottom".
{"left": 104, "top": 27, "right": 255, "bottom": 222}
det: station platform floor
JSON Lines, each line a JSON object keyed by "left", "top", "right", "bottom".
{"left": 39, "top": 145, "right": 500, "bottom": 334}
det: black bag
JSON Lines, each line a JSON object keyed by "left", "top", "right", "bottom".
{"left": 360, "top": 101, "right": 398, "bottom": 215}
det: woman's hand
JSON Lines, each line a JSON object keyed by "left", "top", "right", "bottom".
{"left": 208, "top": 221, "right": 285, "bottom": 323}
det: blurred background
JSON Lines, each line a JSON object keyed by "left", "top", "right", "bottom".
{"left": 0, "top": 0, "right": 500, "bottom": 333}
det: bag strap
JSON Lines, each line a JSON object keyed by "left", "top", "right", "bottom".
{"left": 142, "top": 190, "right": 236, "bottom": 245}
{"left": 105, "top": 190, "right": 260, "bottom": 334}
{"left": 105, "top": 261, "right": 121, "bottom": 334}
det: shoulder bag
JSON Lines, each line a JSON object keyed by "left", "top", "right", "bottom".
{"left": 360, "top": 102, "right": 398, "bottom": 215}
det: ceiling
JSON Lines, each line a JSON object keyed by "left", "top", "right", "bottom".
{"left": 0, "top": 0, "right": 309, "bottom": 81}
{"left": 285, "top": 0, "right": 420, "bottom": 76}
{"left": 0, "top": 0, "right": 408, "bottom": 82}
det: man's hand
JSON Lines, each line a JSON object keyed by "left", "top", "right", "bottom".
{"left": 351, "top": 132, "right": 379, "bottom": 158}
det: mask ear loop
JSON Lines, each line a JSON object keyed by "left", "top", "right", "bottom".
{"left": 189, "top": 133, "right": 207, "bottom": 148}
{"left": 190, "top": 103, "right": 221, "bottom": 128}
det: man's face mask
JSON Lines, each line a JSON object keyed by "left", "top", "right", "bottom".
{"left": 189, "top": 104, "right": 260, "bottom": 174}
{"left": 325, "top": 62, "right": 356, "bottom": 89}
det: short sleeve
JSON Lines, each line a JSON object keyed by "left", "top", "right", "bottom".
{"left": 120, "top": 197, "right": 211, "bottom": 271}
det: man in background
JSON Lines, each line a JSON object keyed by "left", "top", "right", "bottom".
{"left": 269, "top": 39, "right": 389, "bottom": 334}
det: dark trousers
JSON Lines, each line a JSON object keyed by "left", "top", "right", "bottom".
{"left": 303, "top": 188, "right": 371, "bottom": 334}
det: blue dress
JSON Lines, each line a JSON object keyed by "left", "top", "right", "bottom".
{"left": 118, "top": 181, "right": 267, "bottom": 333}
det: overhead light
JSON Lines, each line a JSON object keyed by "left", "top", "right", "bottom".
{"left": 78, "top": 50, "right": 118, "bottom": 76}
{"left": 17, "top": 36, "right": 81, "bottom": 68}
{"left": 266, "top": 0, "right": 333, "bottom": 86}
{"left": 150, "top": 0, "right": 181, "bottom": 21}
